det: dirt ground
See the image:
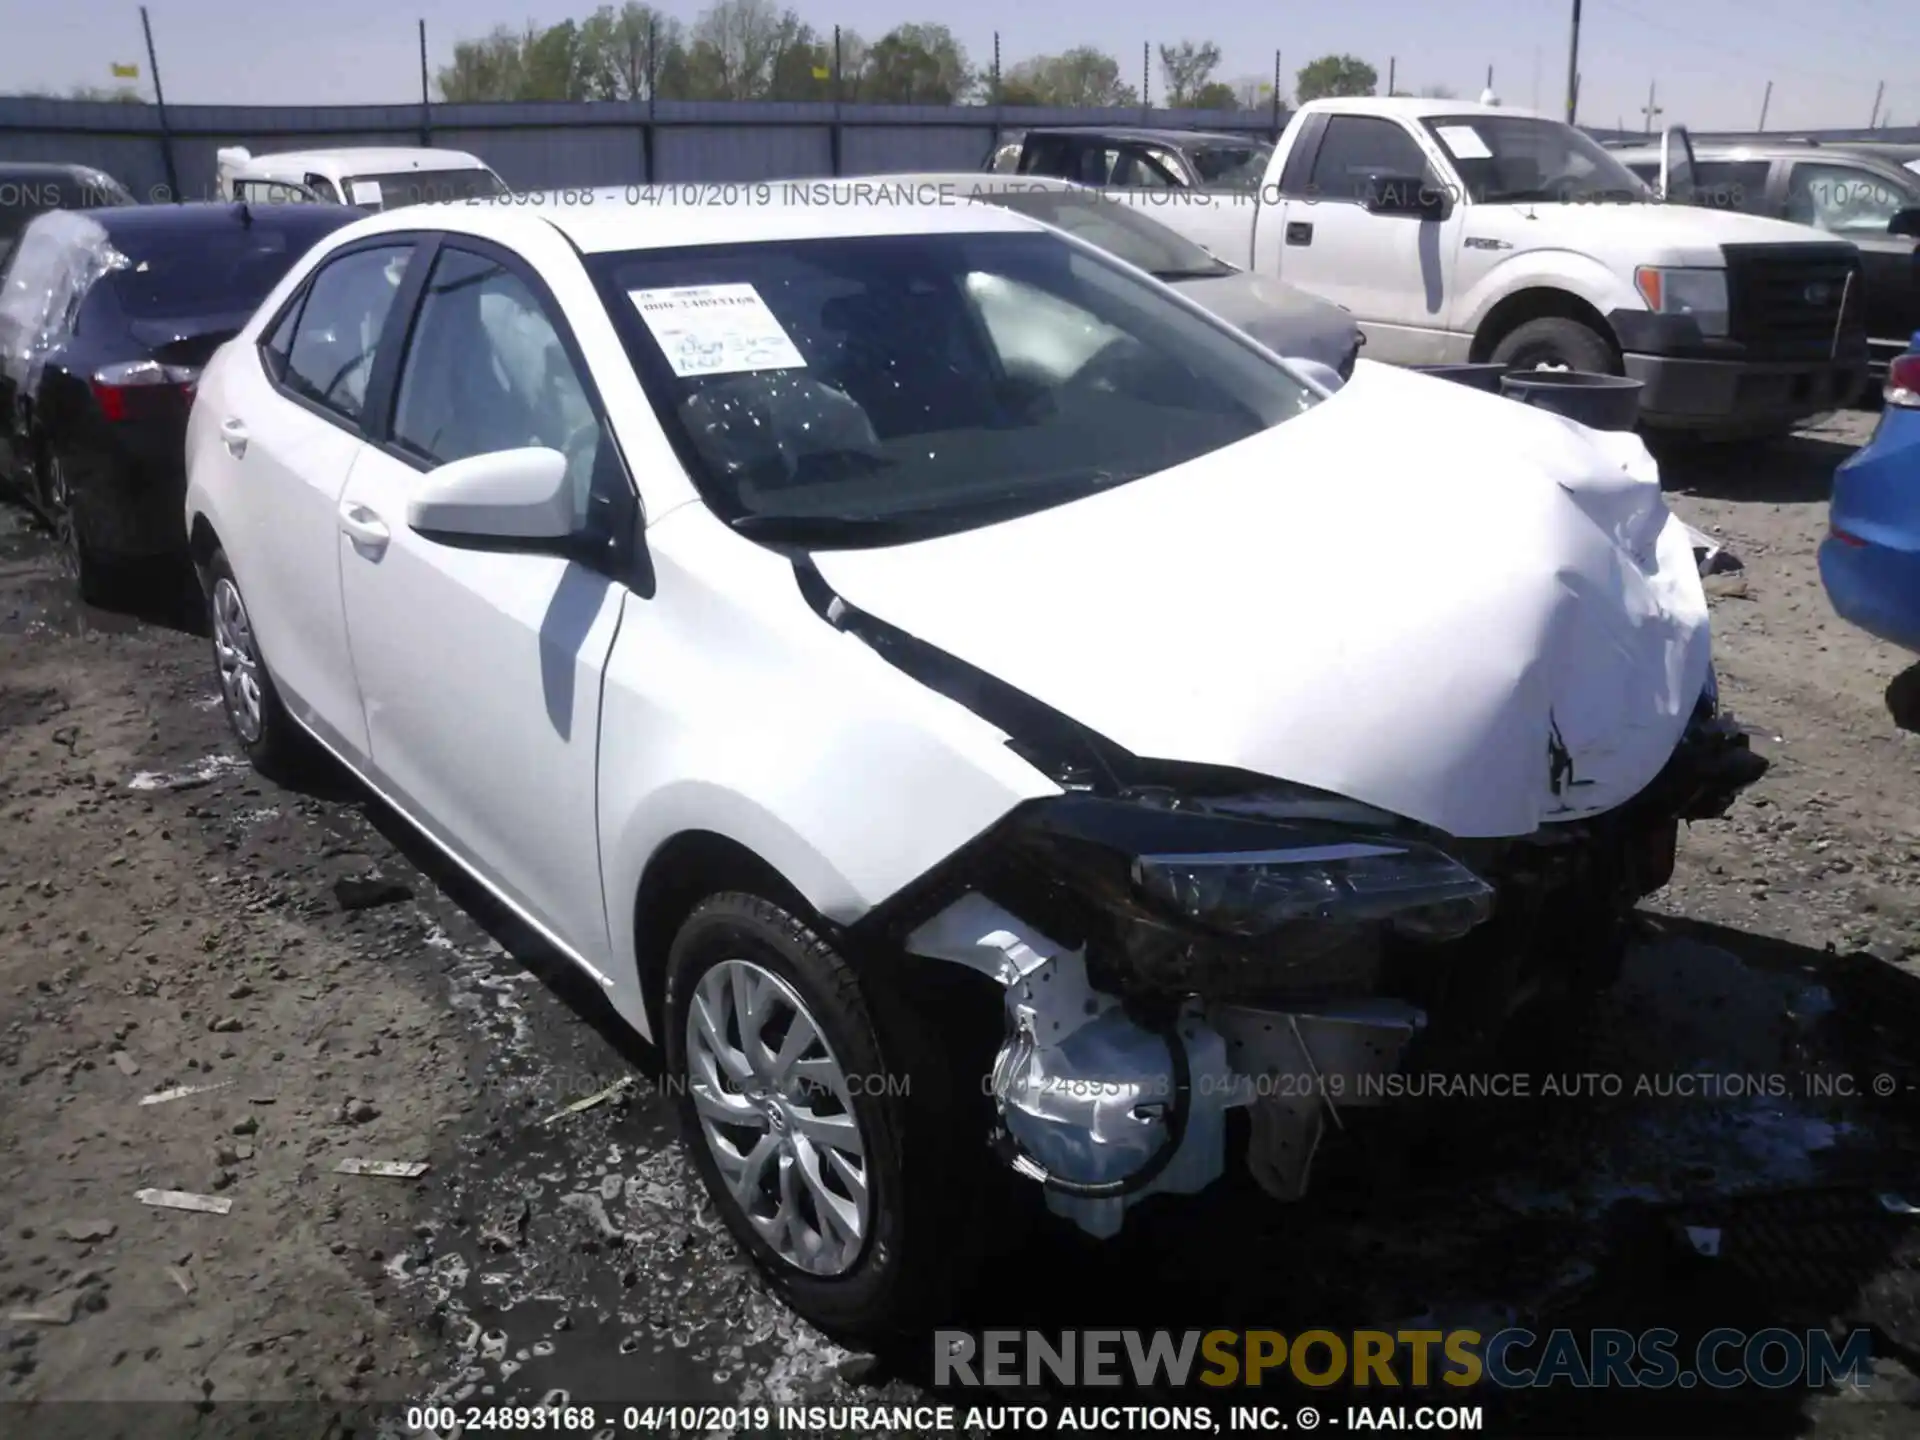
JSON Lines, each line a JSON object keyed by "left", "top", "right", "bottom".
{"left": 3, "top": 407, "right": 1920, "bottom": 1437}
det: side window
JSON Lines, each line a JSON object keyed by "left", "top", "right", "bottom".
{"left": 304, "top": 175, "right": 342, "bottom": 204}
{"left": 1114, "top": 147, "right": 1177, "bottom": 189}
{"left": 280, "top": 244, "right": 412, "bottom": 424}
{"left": 237, "top": 179, "right": 313, "bottom": 205}
{"left": 1787, "top": 162, "right": 1909, "bottom": 235}
{"left": 259, "top": 285, "right": 308, "bottom": 382}
{"left": 1308, "top": 117, "right": 1434, "bottom": 202}
{"left": 390, "top": 247, "right": 604, "bottom": 527}
{"left": 1692, "top": 161, "right": 1773, "bottom": 213}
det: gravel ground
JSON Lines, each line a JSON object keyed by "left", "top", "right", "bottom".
{"left": 3, "top": 409, "right": 1920, "bottom": 1437}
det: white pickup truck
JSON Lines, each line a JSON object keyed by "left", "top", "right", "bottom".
{"left": 1113, "top": 97, "right": 1870, "bottom": 438}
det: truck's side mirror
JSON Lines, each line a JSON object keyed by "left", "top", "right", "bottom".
{"left": 1364, "top": 175, "right": 1451, "bottom": 221}
{"left": 1889, "top": 207, "right": 1920, "bottom": 238}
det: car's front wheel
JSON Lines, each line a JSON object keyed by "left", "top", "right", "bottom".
{"left": 663, "top": 892, "right": 986, "bottom": 1341}
{"left": 205, "top": 547, "right": 311, "bottom": 776}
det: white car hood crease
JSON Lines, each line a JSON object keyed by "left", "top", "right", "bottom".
{"left": 811, "top": 361, "right": 1712, "bottom": 840}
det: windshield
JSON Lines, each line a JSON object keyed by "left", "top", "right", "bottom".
{"left": 1191, "top": 143, "right": 1273, "bottom": 193}
{"left": 341, "top": 168, "right": 510, "bottom": 210}
{"left": 109, "top": 223, "right": 323, "bottom": 320}
{"left": 591, "top": 231, "right": 1314, "bottom": 545}
{"left": 1422, "top": 115, "right": 1653, "bottom": 203}
{"left": 974, "top": 189, "right": 1234, "bottom": 280}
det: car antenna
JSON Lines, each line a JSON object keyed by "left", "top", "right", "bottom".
{"left": 234, "top": 199, "right": 252, "bottom": 227}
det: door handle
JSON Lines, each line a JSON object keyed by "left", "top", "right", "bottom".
{"left": 1285, "top": 221, "right": 1314, "bottom": 246}
{"left": 220, "top": 417, "right": 248, "bottom": 457}
{"left": 337, "top": 503, "right": 390, "bottom": 551}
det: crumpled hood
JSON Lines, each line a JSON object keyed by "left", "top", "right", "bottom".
{"left": 1170, "top": 271, "right": 1362, "bottom": 371}
{"left": 811, "top": 360, "right": 1712, "bottom": 839}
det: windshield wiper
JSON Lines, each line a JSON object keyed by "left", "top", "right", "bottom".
{"left": 730, "top": 472, "right": 1142, "bottom": 549}
{"left": 1152, "top": 265, "right": 1236, "bottom": 281}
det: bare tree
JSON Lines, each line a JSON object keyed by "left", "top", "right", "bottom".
{"left": 1157, "top": 39, "right": 1221, "bottom": 108}
{"left": 686, "top": 0, "right": 808, "bottom": 100}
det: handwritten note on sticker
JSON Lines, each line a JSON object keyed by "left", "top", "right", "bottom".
{"left": 1434, "top": 125, "right": 1492, "bottom": 160}
{"left": 349, "top": 180, "right": 383, "bottom": 206}
{"left": 629, "top": 284, "right": 807, "bottom": 378}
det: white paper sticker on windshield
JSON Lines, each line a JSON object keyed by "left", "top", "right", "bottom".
{"left": 349, "top": 180, "right": 383, "bottom": 206}
{"left": 629, "top": 283, "right": 807, "bottom": 377}
{"left": 1435, "top": 125, "right": 1493, "bottom": 160}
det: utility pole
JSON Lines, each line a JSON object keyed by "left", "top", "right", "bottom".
{"left": 1641, "top": 79, "right": 1662, "bottom": 134}
{"left": 1565, "top": 0, "right": 1581, "bottom": 123}
{"left": 140, "top": 5, "right": 178, "bottom": 200}
{"left": 1271, "top": 50, "right": 1283, "bottom": 139}
{"left": 1870, "top": 80, "right": 1885, "bottom": 127}
{"left": 1143, "top": 41, "right": 1151, "bottom": 112}
{"left": 417, "top": 20, "right": 431, "bottom": 146}
{"left": 1758, "top": 80, "right": 1772, "bottom": 131}
{"left": 1388, "top": 57, "right": 1396, "bottom": 95}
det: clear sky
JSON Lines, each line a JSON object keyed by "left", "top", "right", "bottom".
{"left": 1, "top": 0, "right": 1904, "bottom": 133}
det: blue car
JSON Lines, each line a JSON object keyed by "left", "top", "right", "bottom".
{"left": 1822, "top": 334, "right": 1920, "bottom": 652}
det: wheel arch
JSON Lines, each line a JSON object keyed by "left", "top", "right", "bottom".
{"left": 1469, "top": 286, "right": 1622, "bottom": 363}
{"left": 187, "top": 512, "right": 222, "bottom": 591}
{"left": 629, "top": 828, "right": 818, "bottom": 1044}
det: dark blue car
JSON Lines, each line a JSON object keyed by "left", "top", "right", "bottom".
{"left": 1822, "top": 334, "right": 1920, "bottom": 651}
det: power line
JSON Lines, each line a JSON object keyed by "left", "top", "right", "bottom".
{"left": 1593, "top": 0, "right": 1894, "bottom": 89}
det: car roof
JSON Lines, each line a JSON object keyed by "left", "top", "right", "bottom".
{"left": 1022, "top": 126, "right": 1266, "bottom": 146}
{"left": 228, "top": 147, "right": 487, "bottom": 176}
{"left": 1610, "top": 139, "right": 1917, "bottom": 174}
{"left": 76, "top": 201, "right": 358, "bottom": 247}
{"left": 0, "top": 161, "right": 115, "bottom": 179}
{"left": 1299, "top": 96, "right": 1547, "bottom": 121}
{"left": 331, "top": 186, "right": 1046, "bottom": 256}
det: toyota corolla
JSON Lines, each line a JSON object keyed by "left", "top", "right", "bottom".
{"left": 182, "top": 192, "right": 1765, "bottom": 1340}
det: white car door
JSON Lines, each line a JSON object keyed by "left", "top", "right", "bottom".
{"left": 214, "top": 239, "right": 422, "bottom": 761}
{"left": 335, "top": 239, "right": 632, "bottom": 972}
{"left": 1258, "top": 113, "right": 1465, "bottom": 364}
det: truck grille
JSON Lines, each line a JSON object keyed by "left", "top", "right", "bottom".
{"left": 1721, "top": 243, "right": 1865, "bottom": 358}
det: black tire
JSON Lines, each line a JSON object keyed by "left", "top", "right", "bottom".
{"left": 1489, "top": 316, "right": 1619, "bottom": 375}
{"left": 663, "top": 892, "right": 988, "bottom": 1342}
{"left": 204, "top": 547, "right": 314, "bottom": 777}
{"left": 42, "top": 450, "right": 119, "bottom": 607}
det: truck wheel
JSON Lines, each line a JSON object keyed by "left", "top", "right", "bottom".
{"left": 663, "top": 893, "right": 988, "bottom": 1342}
{"left": 1490, "top": 317, "right": 1619, "bottom": 375}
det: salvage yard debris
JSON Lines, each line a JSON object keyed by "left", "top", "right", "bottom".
{"left": 136, "top": 1189, "right": 233, "bottom": 1216}
{"left": 166, "top": 1264, "right": 197, "bottom": 1296}
{"left": 139, "top": 1080, "right": 233, "bottom": 1106}
{"left": 540, "top": 1076, "right": 633, "bottom": 1125}
{"left": 334, "top": 1159, "right": 429, "bottom": 1178}
{"left": 56, "top": 1219, "right": 115, "bottom": 1243}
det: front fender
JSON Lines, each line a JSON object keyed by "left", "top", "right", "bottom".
{"left": 1457, "top": 250, "right": 1645, "bottom": 344}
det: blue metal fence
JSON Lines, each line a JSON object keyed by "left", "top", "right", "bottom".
{"left": 0, "top": 95, "right": 1288, "bottom": 201}
{"left": 6, "top": 96, "right": 1917, "bottom": 201}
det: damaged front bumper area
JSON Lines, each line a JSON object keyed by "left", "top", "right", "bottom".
{"left": 857, "top": 693, "right": 1769, "bottom": 1241}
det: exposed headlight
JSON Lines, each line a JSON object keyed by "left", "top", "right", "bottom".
{"left": 1133, "top": 839, "right": 1493, "bottom": 941}
{"left": 1634, "top": 266, "right": 1729, "bottom": 338}
{"left": 1016, "top": 791, "right": 1495, "bottom": 944}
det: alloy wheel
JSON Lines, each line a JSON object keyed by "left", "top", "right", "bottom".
{"left": 211, "top": 577, "right": 265, "bottom": 745}
{"left": 684, "top": 958, "right": 871, "bottom": 1277}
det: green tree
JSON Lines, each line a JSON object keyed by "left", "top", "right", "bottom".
{"left": 681, "top": 0, "right": 813, "bottom": 100}
{"left": 523, "top": 19, "right": 585, "bottom": 99}
{"left": 1157, "top": 40, "right": 1221, "bottom": 108}
{"left": 69, "top": 85, "right": 145, "bottom": 103}
{"left": 863, "top": 23, "right": 972, "bottom": 104}
{"left": 1295, "top": 54, "right": 1378, "bottom": 103}
{"left": 437, "top": 25, "right": 528, "bottom": 101}
{"left": 1004, "top": 47, "right": 1136, "bottom": 107}
{"left": 576, "top": 4, "right": 686, "bottom": 100}
{"left": 1190, "top": 80, "right": 1240, "bottom": 111}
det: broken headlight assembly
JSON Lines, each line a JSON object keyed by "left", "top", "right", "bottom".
{"left": 1009, "top": 788, "right": 1496, "bottom": 957}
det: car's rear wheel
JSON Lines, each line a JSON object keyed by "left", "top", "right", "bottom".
{"left": 205, "top": 547, "right": 311, "bottom": 776}
{"left": 663, "top": 892, "right": 989, "bottom": 1341}
{"left": 43, "top": 451, "right": 115, "bottom": 606}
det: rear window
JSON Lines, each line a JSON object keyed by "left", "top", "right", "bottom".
{"left": 109, "top": 223, "right": 327, "bottom": 320}
{"left": 342, "top": 168, "right": 509, "bottom": 210}
{"left": 1190, "top": 143, "right": 1273, "bottom": 192}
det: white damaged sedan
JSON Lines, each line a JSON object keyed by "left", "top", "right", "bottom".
{"left": 183, "top": 192, "right": 1766, "bottom": 1339}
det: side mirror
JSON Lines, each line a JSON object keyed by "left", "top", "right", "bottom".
{"left": 407, "top": 446, "right": 574, "bottom": 546}
{"left": 1889, "top": 207, "right": 1920, "bottom": 238}
{"left": 1364, "top": 175, "right": 1451, "bottom": 221}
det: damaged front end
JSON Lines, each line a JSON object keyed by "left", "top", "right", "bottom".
{"left": 826, "top": 572, "right": 1768, "bottom": 1239}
